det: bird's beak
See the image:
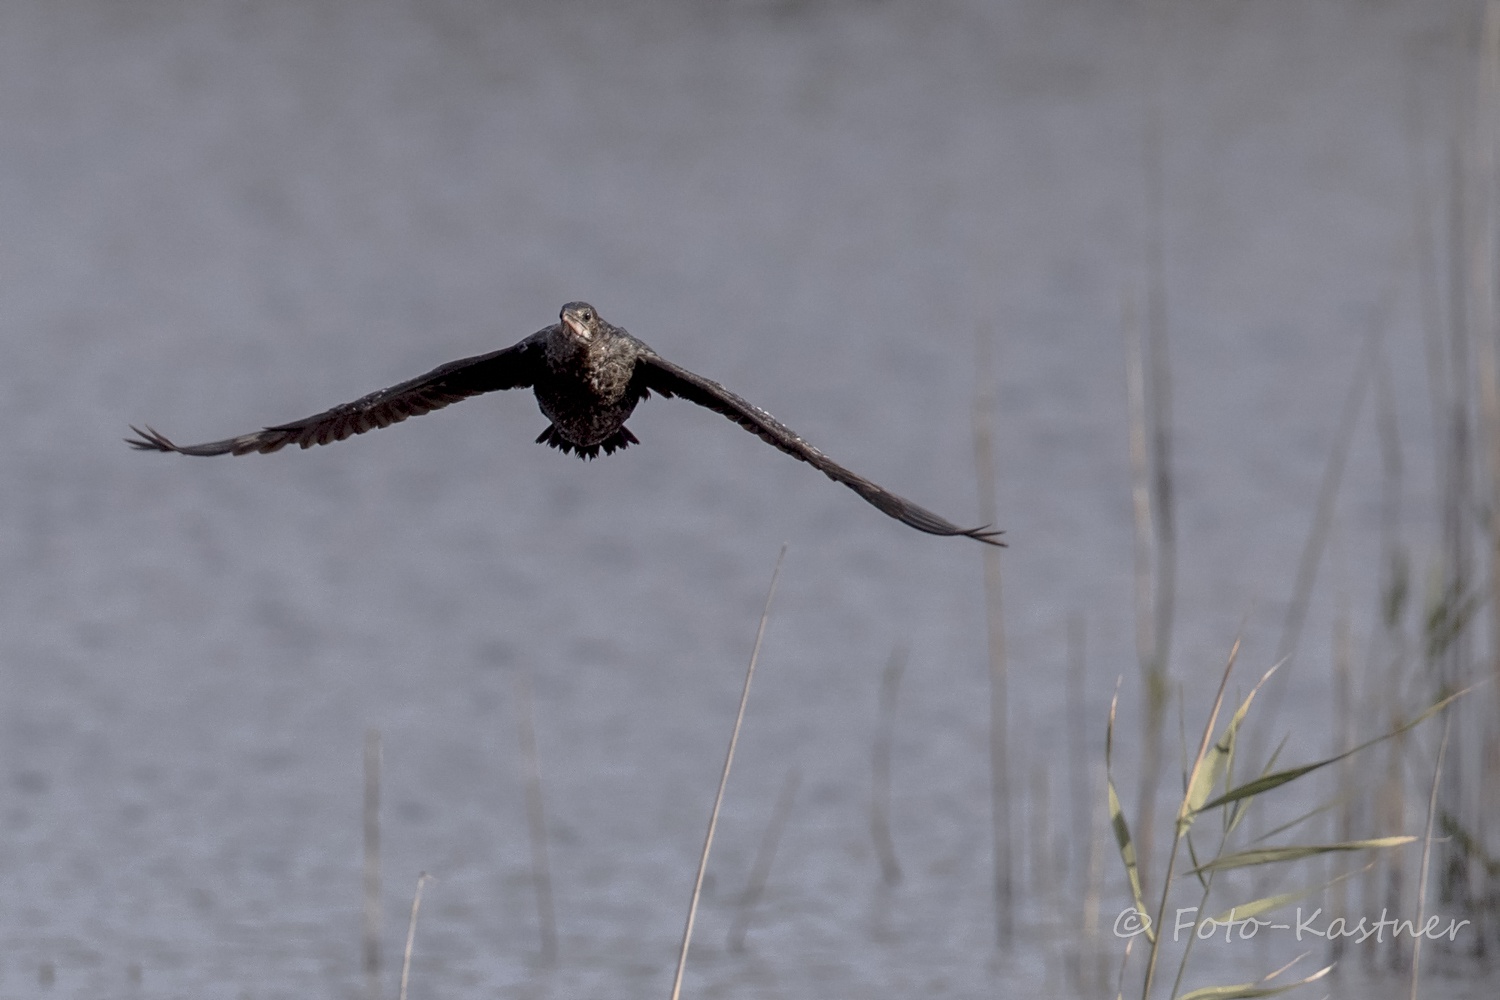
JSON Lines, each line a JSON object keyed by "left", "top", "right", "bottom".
{"left": 563, "top": 314, "right": 590, "bottom": 340}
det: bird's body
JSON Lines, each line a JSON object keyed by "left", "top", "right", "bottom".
{"left": 532, "top": 309, "right": 647, "bottom": 456}
{"left": 129, "top": 303, "right": 1002, "bottom": 544}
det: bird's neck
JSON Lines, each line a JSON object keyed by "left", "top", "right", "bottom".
{"left": 545, "top": 325, "right": 613, "bottom": 375}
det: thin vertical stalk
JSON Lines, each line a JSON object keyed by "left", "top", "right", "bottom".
{"left": 1066, "top": 613, "right": 1091, "bottom": 880}
{"left": 1476, "top": 1, "right": 1500, "bottom": 724}
{"left": 972, "top": 324, "right": 1011, "bottom": 945}
{"left": 1129, "top": 0, "right": 1177, "bottom": 900}
{"left": 363, "top": 728, "right": 382, "bottom": 1000}
{"left": 1398, "top": 29, "right": 1448, "bottom": 960}
{"left": 1030, "top": 762, "right": 1052, "bottom": 893}
{"left": 1433, "top": 7, "right": 1479, "bottom": 912}
{"left": 1123, "top": 291, "right": 1155, "bottom": 697}
{"left": 1123, "top": 282, "right": 1171, "bottom": 896}
{"left": 1379, "top": 722, "right": 1411, "bottom": 970}
{"left": 399, "top": 872, "right": 431, "bottom": 1000}
{"left": 670, "top": 544, "right": 786, "bottom": 1000}
{"left": 1411, "top": 718, "right": 1453, "bottom": 1000}
{"left": 1476, "top": 1, "right": 1500, "bottom": 953}
{"left": 1330, "top": 595, "right": 1354, "bottom": 963}
{"left": 1403, "top": 4, "right": 1451, "bottom": 501}
{"left": 870, "top": 645, "right": 907, "bottom": 887}
{"left": 1373, "top": 342, "right": 1407, "bottom": 635}
{"left": 1441, "top": 130, "right": 1475, "bottom": 685}
{"left": 513, "top": 667, "right": 558, "bottom": 965}
{"left": 1273, "top": 337, "right": 1377, "bottom": 668}
{"left": 1369, "top": 342, "right": 1408, "bottom": 954}
{"left": 1142, "top": 642, "right": 1239, "bottom": 1000}
{"left": 1082, "top": 760, "right": 1106, "bottom": 946}
{"left": 726, "top": 765, "right": 801, "bottom": 954}
{"left": 1140, "top": 0, "right": 1176, "bottom": 679}
{"left": 1253, "top": 334, "right": 1380, "bottom": 769}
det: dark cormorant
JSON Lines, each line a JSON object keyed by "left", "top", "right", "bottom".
{"left": 128, "top": 302, "right": 1002, "bottom": 544}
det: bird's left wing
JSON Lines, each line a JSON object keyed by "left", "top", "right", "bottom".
{"left": 128, "top": 334, "right": 546, "bottom": 456}
{"left": 636, "top": 353, "right": 1002, "bottom": 544}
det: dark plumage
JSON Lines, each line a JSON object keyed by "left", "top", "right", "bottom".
{"left": 128, "top": 302, "right": 1002, "bottom": 544}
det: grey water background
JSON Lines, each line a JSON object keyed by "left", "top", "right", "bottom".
{"left": 0, "top": 1, "right": 1489, "bottom": 997}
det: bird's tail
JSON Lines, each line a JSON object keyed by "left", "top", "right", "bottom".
{"left": 535, "top": 424, "right": 639, "bottom": 460}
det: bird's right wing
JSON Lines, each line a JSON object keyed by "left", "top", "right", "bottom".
{"left": 637, "top": 352, "right": 1002, "bottom": 544}
{"left": 128, "top": 334, "right": 546, "bottom": 456}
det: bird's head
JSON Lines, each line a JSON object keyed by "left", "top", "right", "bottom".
{"left": 560, "top": 302, "right": 601, "bottom": 342}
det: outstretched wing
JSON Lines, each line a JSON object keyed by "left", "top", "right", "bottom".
{"left": 636, "top": 353, "right": 1003, "bottom": 544}
{"left": 128, "top": 334, "right": 545, "bottom": 456}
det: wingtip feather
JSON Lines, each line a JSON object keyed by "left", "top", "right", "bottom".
{"left": 125, "top": 425, "right": 176, "bottom": 452}
{"left": 966, "top": 525, "right": 1007, "bottom": 547}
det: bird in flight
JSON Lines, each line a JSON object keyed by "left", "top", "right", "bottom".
{"left": 128, "top": 302, "right": 1001, "bottom": 544}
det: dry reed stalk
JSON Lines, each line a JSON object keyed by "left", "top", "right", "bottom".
{"left": 512, "top": 667, "right": 558, "bottom": 965}
{"left": 670, "top": 544, "right": 786, "bottom": 1000}
{"left": 870, "top": 645, "right": 906, "bottom": 887}
{"left": 1131, "top": 0, "right": 1179, "bottom": 903}
{"left": 1030, "top": 761, "right": 1052, "bottom": 894}
{"left": 1369, "top": 342, "right": 1408, "bottom": 950}
{"left": 1065, "top": 614, "right": 1090, "bottom": 881}
{"left": 399, "top": 872, "right": 431, "bottom": 1000}
{"left": 1251, "top": 333, "right": 1380, "bottom": 775}
{"left": 1144, "top": 640, "right": 1238, "bottom": 1000}
{"left": 726, "top": 765, "right": 801, "bottom": 954}
{"left": 1440, "top": 126, "right": 1474, "bottom": 739}
{"left": 1429, "top": 7, "right": 1482, "bottom": 914}
{"left": 1373, "top": 343, "right": 1406, "bottom": 574}
{"left": 972, "top": 324, "right": 1011, "bottom": 945}
{"left": 1330, "top": 596, "right": 1354, "bottom": 963}
{"left": 1063, "top": 619, "right": 1100, "bottom": 1000}
{"left": 1397, "top": 34, "right": 1449, "bottom": 963}
{"left": 363, "top": 728, "right": 382, "bottom": 999}
{"left": 1477, "top": 1, "right": 1500, "bottom": 728}
{"left": 1405, "top": 57, "right": 1450, "bottom": 478}
{"left": 1122, "top": 285, "right": 1171, "bottom": 897}
{"left": 1272, "top": 335, "right": 1377, "bottom": 669}
{"left": 1083, "top": 759, "right": 1105, "bottom": 943}
{"left": 1481, "top": 2, "right": 1500, "bottom": 958}
{"left": 1412, "top": 718, "right": 1453, "bottom": 999}
{"left": 1122, "top": 290, "right": 1154, "bottom": 707}
{"left": 1379, "top": 723, "right": 1411, "bottom": 971}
